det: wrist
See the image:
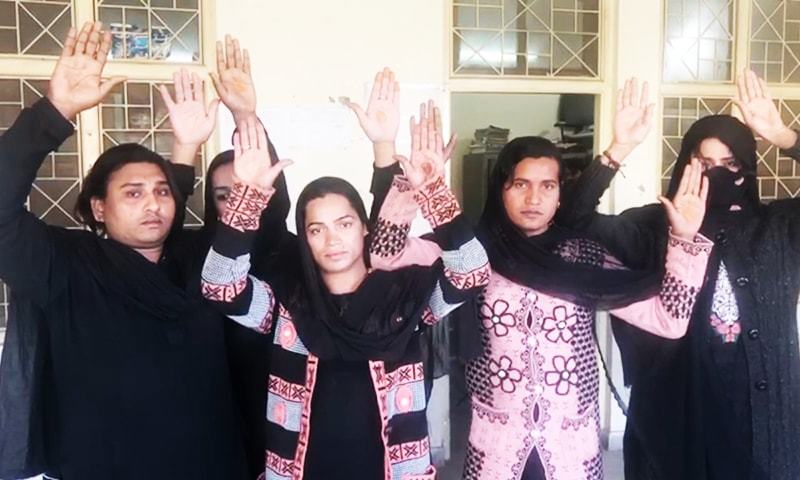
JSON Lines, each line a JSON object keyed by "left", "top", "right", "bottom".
{"left": 231, "top": 110, "right": 257, "bottom": 124}
{"left": 772, "top": 125, "right": 797, "bottom": 150}
{"left": 604, "top": 142, "right": 636, "bottom": 165}
{"left": 373, "top": 142, "right": 396, "bottom": 167}
{"left": 46, "top": 95, "right": 78, "bottom": 120}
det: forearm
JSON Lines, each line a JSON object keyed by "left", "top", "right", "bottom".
{"left": 0, "top": 97, "right": 73, "bottom": 298}
{"left": 415, "top": 176, "right": 490, "bottom": 299}
{"left": 201, "top": 182, "right": 276, "bottom": 333}
{"left": 372, "top": 141, "right": 396, "bottom": 168}
{"left": 610, "top": 233, "right": 712, "bottom": 338}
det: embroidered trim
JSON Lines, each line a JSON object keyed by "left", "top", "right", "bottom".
{"left": 268, "top": 375, "right": 306, "bottom": 402}
{"left": 443, "top": 263, "right": 491, "bottom": 290}
{"left": 414, "top": 176, "right": 461, "bottom": 229}
{"left": 292, "top": 354, "right": 319, "bottom": 479}
{"left": 368, "top": 360, "right": 393, "bottom": 480}
{"left": 386, "top": 363, "right": 425, "bottom": 389}
{"left": 668, "top": 234, "right": 713, "bottom": 256}
{"left": 221, "top": 182, "right": 273, "bottom": 232}
{"left": 200, "top": 277, "right": 247, "bottom": 303}
{"left": 370, "top": 218, "right": 411, "bottom": 258}
{"left": 387, "top": 438, "right": 431, "bottom": 463}
{"left": 421, "top": 306, "right": 437, "bottom": 325}
{"left": 660, "top": 272, "right": 699, "bottom": 323}
{"left": 266, "top": 450, "right": 294, "bottom": 477}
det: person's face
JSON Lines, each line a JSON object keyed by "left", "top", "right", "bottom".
{"left": 211, "top": 162, "right": 234, "bottom": 217}
{"left": 304, "top": 194, "right": 368, "bottom": 276}
{"left": 501, "top": 156, "right": 561, "bottom": 237}
{"left": 90, "top": 162, "right": 176, "bottom": 250}
{"left": 696, "top": 138, "right": 740, "bottom": 172}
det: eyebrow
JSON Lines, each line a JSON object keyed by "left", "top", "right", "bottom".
{"left": 306, "top": 215, "right": 356, "bottom": 228}
{"left": 120, "top": 180, "right": 170, "bottom": 188}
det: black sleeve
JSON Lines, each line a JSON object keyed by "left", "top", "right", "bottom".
{"left": 556, "top": 157, "right": 617, "bottom": 229}
{"left": 0, "top": 98, "right": 74, "bottom": 303}
{"left": 369, "top": 162, "right": 403, "bottom": 226}
{"left": 168, "top": 163, "right": 197, "bottom": 202}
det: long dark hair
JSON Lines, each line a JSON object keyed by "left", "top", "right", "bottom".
{"left": 74, "top": 143, "right": 182, "bottom": 235}
{"left": 489, "top": 136, "right": 564, "bottom": 197}
{"left": 295, "top": 176, "right": 369, "bottom": 252}
{"left": 476, "top": 135, "right": 663, "bottom": 308}
{"left": 202, "top": 150, "right": 235, "bottom": 226}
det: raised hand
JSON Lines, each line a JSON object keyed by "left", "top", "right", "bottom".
{"left": 233, "top": 116, "right": 292, "bottom": 191}
{"left": 345, "top": 67, "right": 400, "bottom": 144}
{"left": 211, "top": 34, "right": 256, "bottom": 121}
{"left": 734, "top": 69, "right": 797, "bottom": 149}
{"left": 658, "top": 158, "right": 708, "bottom": 241}
{"left": 395, "top": 102, "right": 446, "bottom": 190}
{"left": 47, "top": 21, "right": 127, "bottom": 119}
{"left": 428, "top": 100, "right": 458, "bottom": 163}
{"left": 606, "top": 78, "right": 655, "bottom": 163}
{"left": 159, "top": 69, "right": 219, "bottom": 147}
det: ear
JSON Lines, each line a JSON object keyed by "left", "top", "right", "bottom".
{"left": 362, "top": 224, "right": 369, "bottom": 237}
{"left": 90, "top": 196, "right": 106, "bottom": 223}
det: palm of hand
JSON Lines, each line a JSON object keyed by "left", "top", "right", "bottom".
{"left": 219, "top": 69, "right": 256, "bottom": 112}
{"left": 407, "top": 149, "right": 443, "bottom": 188}
{"left": 670, "top": 193, "right": 704, "bottom": 237}
{"left": 363, "top": 100, "right": 399, "bottom": 143}
{"left": 614, "top": 106, "right": 648, "bottom": 145}
{"left": 742, "top": 98, "right": 781, "bottom": 133}
{"left": 234, "top": 150, "right": 271, "bottom": 186}
{"left": 52, "top": 56, "right": 104, "bottom": 108}
{"left": 170, "top": 101, "right": 213, "bottom": 144}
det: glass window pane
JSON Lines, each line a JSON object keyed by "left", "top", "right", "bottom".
{"left": 663, "top": 0, "right": 735, "bottom": 83}
{"left": 97, "top": 0, "right": 202, "bottom": 64}
{"left": 0, "top": 78, "right": 82, "bottom": 228}
{"left": 750, "top": 0, "right": 800, "bottom": 84}
{"left": 453, "top": 0, "right": 600, "bottom": 77}
{"left": 0, "top": 1, "right": 74, "bottom": 57}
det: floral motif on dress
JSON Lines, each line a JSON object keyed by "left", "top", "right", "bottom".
{"left": 544, "top": 355, "right": 580, "bottom": 395}
{"left": 488, "top": 355, "right": 523, "bottom": 393}
{"left": 480, "top": 299, "right": 517, "bottom": 337}
{"left": 541, "top": 305, "right": 578, "bottom": 343}
{"left": 710, "top": 262, "right": 741, "bottom": 343}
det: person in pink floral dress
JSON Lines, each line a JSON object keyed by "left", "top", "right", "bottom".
{"left": 370, "top": 80, "right": 714, "bottom": 479}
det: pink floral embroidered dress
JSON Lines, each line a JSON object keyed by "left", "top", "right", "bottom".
{"left": 374, "top": 221, "right": 711, "bottom": 479}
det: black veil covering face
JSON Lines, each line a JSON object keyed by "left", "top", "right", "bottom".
{"left": 604, "top": 115, "right": 800, "bottom": 480}
{"left": 666, "top": 115, "right": 760, "bottom": 234}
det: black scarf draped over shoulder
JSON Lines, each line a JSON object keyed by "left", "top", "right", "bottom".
{"left": 477, "top": 137, "right": 664, "bottom": 308}
{"left": 283, "top": 177, "right": 438, "bottom": 363}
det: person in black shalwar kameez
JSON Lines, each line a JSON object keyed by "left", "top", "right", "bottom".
{"left": 557, "top": 70, "right": 800, "bottom": 480}
{"left": 0, "top": 22, "right": 248, "bottom": 480}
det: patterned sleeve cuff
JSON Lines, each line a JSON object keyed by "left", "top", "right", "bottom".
{"left": 667, "top": 231, "right": 713, "bottom": 257}
{"left": 414, "top": 176, "right": 462, "bottom": 229}
{"left": 220, "top": 182, "right": 274, "bottom": 232}
{"left": 665, "top": 231, "right": 713, "bottom": 288}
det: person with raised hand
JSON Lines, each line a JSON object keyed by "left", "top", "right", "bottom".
{"left": 200, "top": 108, "right": 490, "bottom": 480}
{"left": 557, "top": 70, "right": 800, "bottom": 480}
{"left": 0, "top": 22, "right": 249, "bottom": 479}
{"left": 369, "top": 92, "right": 713, "bottom": 478}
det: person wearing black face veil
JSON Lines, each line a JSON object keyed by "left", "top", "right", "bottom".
{"left": 558, "top": 70, "right": 800, "bottom": 480}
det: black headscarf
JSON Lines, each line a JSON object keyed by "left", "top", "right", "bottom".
{"left": 285, "top": 177, "right": 437, "bottom": 363}
{"left": 477, "top": 136, "right": 664, "bottom": 308}
{"left": 669, "top": 115, "right": 760, "bottom": 235}
{"left": 202, "top": 142, "right": 294, "bottom": 265}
